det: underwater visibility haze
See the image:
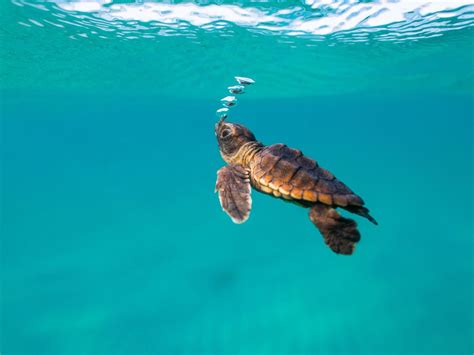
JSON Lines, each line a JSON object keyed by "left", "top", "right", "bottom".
{"left": 1, "top": 0, "right": 473, "bottom": 354}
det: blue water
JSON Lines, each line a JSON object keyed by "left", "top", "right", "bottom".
{"left": 1, "top": 1, "right": 473, "bottom": 354}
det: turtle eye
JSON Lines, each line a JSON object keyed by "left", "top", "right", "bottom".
{"left": 221, "top": 129, "right": 232, "bottom": 139}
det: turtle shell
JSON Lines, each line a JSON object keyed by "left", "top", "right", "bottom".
{"left": 251, "top": 144, "right": 364, "bottom": 207}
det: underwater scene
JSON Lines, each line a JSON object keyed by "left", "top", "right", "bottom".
{"left": 1, "top": 0, "right": 473, "bottom": 354}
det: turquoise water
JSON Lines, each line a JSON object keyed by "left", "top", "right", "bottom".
{"left": 1, "top": 1, "right": 473, "bottom": 354}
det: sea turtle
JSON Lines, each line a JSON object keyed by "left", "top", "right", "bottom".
{"left": 215, "top": 118, "right": 377, "bottom": 255}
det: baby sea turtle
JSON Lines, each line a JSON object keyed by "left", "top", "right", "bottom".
{"left": 215, "top": 119, "right": 377, "bottom": 255}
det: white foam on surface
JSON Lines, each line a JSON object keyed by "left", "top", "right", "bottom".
{"left": 36, "top": 0, "right": 474, "bottom": 38}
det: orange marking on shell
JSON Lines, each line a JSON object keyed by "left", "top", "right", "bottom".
{"left": 290, "top": 188, "right": 303, "bottom": 199}
{"left": 260, "top": 185, "right": 273, "bottom": 194}
{"left": 303, "top": 190, "right": 318, "bottom": 202}
{"left": 272, "top": 190, "right": 282, "bottom": 197}
{"left": 269, "top": 180, "right": 283, "bottom": 190}
{"left": 279, "top": 183, "right": 292, "bottom": 195}
{"left": 259, "top": 175, "right": 272, "bottom": 187}
{"left": 318, "top": 193, "right": 333, "bottom": 205}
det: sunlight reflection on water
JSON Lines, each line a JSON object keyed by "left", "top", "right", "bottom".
{"left": 11, "top": 0, "right": 474, "bottom": 42}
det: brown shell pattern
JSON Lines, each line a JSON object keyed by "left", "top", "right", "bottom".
{"left": 252, "top": 144, "right": 364, "bottom": 207}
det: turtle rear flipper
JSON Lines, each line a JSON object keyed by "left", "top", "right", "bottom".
{"left": 216, "top": 164, "right": 252, "bottom": 224}
{"left": 309, "top": 204, "right": 361, "bottom": 255}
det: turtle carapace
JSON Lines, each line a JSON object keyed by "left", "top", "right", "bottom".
{"left": 214, "top": 118, "right": 377, "bottom": 255}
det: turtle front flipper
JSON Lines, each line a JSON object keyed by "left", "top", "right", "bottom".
{"left": 215, "top": 164, "right": 252, "bottom": 224}
{"left": 309, "top": 204, "right": 361, "bottom": 255}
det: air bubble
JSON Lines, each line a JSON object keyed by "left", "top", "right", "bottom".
{"left": 235, "top": 76, "right": 255, "bottom": 85}
{"left": 228, "top": 85, "right": 245, "bottom": 94}
{"left": 216, "top": 107, "right": 229, "bottom": 119}
{"left": 221, "top": 96, "right": 237, "bottom": 107}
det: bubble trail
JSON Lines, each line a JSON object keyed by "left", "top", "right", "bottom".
{"left": 215, "top": 76, "right": 255, "bottom": 121}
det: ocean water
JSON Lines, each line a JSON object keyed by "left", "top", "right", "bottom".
{"left": 1, "top": 1, "right": 473, "bottom": 354}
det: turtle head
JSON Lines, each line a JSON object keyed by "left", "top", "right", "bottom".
{"left": 215, "top": 119, "right": 257, "bottom": 164}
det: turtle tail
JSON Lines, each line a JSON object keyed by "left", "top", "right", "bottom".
{"left": 309, "top": 204, "right": 361, "bottom": 255}
{"left": 343, "top": 205, "right": 378, "bottom": 225}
